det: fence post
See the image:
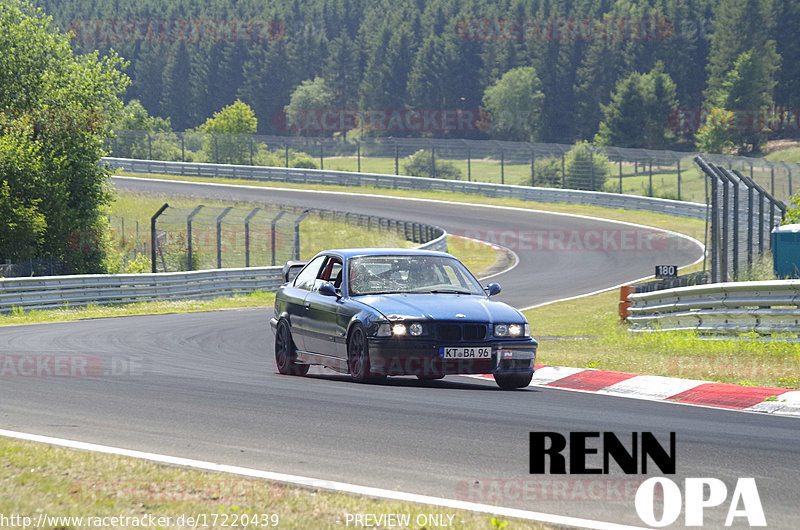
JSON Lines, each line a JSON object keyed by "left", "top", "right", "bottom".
{"left": 394, "top": 141, "right": 399, "bottom": 175}
{"left": 618, "top": 159, "right": 623, "bottom": 194}
{"left": 590, "top": 150, "right": 595, "bottom": 191}
{"left": 319, "top": 143, "right": 324, "bottom": 170}
{"left": 561, "top": 152, "right": 566, "bottom": 188}
{"left": 467, "top": 144, "right": 472, "bottom": 182}
{"left": 244, "top": 207, "right": 260, "bottom": 268}
{"left": 270, "top": 211, "right": 287, "bottom": 266}
{"left": 250, "top": 137, "right": 254, "bottom": 166}
{"left": 648, "top": 160, "right": 653, "bottom": 197}
{"left": 216, "top": 207, "right": 233, "bottom": 269}
{"left": 500, "top": 147, "right": 505, "bottom": 185}
{"left": 293, "top": 210, "right": 310, "bottom": 260}
{"left": 285, "top": 144, "right": 289, "bottom": 167}
{"left": 530, "top": 150, "right": 535, "bottom": 186}
{"left": 677, "top": 158, "right": 681, "bottom": 200}
{"left": 186, "top": 205, "right": 204, "bottom": 271}
{"left": 356, "top": 139, "right": 361, "bottom": 172}
{"left": 431, "top": 143, "right": 436, "bottom": 179}
{"left": 150, "top": 203, "right": 169, "bottom": 273}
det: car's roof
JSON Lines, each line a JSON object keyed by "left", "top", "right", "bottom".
{"left": 319, "top": 248, "right": 453, "bottom": 259}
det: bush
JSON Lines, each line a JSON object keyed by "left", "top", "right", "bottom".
{"left": 563, "top": 142, "right": 608, "bottom": 191}
{"left": 402, "top": 149, "right": 462, "bottom": 179}
{"left": 531, "top": 157, "right": 562, "bottom": 187}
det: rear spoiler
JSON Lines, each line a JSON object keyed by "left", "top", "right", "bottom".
{"left": 282, "top": 261, "right": 308, "bottom": 283}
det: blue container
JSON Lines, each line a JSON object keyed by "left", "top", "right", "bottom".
{"left": 772, "top": 224, "right": 800, "bottom": 278}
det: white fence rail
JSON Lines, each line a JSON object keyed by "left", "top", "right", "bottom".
{"left": 628, "top": 280, "right": 800, "bottom": 337}
{"left": 106, "top": 157, "right": 708, "bottom": 220}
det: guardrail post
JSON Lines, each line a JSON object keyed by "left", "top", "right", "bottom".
{"left": 270, "top": 211, "right": 287, "bottom": 265}
{"left": 150, "top": 203, "right": 169, "bottom": 273}
{"left": 244, "top": 207, "right": 261, "bottom": 268}
{"left": 216, "top": 206, "right": 233, "bottom": 269}
{"left": 187, "top": 205, "right": 204, "bottom": 271}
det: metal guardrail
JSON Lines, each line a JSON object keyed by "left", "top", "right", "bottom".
{"left": 0, "top": 267, "right": 284, "bottom": 312}
{"left": 0, "top": 226, "right": 447, "bottom": 313}
{"left": 628, "top": 280, "right": 800, "bottom": 338}
{"left": 106, "top": 158, "right": 708, "bottom": 220}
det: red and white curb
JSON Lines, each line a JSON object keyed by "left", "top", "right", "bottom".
{"left": 469, "top": 365, "right": 800, "bottom": 417}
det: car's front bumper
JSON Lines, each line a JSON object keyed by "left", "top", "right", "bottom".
{"left": 366, "top": 337, "right": 537, "bottom": 377}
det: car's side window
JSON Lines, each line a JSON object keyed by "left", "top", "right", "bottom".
{"left": 294, "top": 256, "right": 326, "bottom": 291}
{"left": 317, "top": 257, "right": 343, "bottom": 290}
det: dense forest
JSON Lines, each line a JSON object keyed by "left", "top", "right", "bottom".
{"left": 33, "top": 0, "right": 800, "bottom": 151}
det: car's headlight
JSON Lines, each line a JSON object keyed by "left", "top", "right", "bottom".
{"left": 377, "top": 322, "right": 424, "bottom": 337}
{"left": 495, "top": 323, "right": 529, "bottom": 337}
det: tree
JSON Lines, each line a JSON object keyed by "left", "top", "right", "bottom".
{"left": 481, "top": 66, "right": 545, "bottom": 142}
{"left": 595, "top": 63, "right": 678, "bottom": 149}
{"left": 563, "top": 142, "right": 608, "bottom": 191}
{"left": 1, "top": 0, "right": 129, "bottom": 273}
{"left": 703, "top": 48, "right": 780, "bottom": 153}
{"left": 112, "top": 100, "right": 175, "bottom": 159}
{"left": 283, "top": 77, "right": 335, "bottom": 135}
{"left": 695, "top": 108, "right": 736, "bottom": 154}
{"left": 199, "top": 100, "right": 258, "bottom": 164}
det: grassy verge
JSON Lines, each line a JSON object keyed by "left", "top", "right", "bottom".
{"left": 107, "top": 190, "right": 415, "bottom": 272}
{"left": 0, "top": 437, "right": 550, "bottom": 530}
{"left": 114, "top": 170, "right": 707, "bottom": 243}
{"left": 524, "top": 290, "right": 800, "bottom": 389}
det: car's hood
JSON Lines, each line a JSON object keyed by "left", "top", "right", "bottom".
{"left": 354, "top": 293, "right": 524, "bottom": 322}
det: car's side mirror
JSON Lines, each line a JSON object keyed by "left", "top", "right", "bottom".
{"left": 485, "top": 283, "right": 501, "bottom": 296}
{"left": 318, "top": 282, "right": 340, "bottom": 298}
{"left": 283, "top": 261, "right": 308, "bottom": 283}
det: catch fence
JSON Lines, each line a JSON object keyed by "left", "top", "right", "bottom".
{"left": 106, "top": 131, "right": 800, "bottom": 202}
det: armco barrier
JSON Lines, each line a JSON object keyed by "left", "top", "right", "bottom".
{"left": 628, "top": 280, "right": 800, "bottom": 338}
{"left": 105, "top": 158, "right": 708, "bottom": 220}
{"left": 0, "top": 230, "right": 447, "bottom": 313}
{"left": 0, "top": 267, "right": 284, "bottom": 312}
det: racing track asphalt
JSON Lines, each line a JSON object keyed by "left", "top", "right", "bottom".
{"left": 0, "top": 177, "right": 797, "bottom": 528}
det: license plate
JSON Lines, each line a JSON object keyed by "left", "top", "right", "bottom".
{"left": 439, "top": 346, "right": 491, "bottom": 359}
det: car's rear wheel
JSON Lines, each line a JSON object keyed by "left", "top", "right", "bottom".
{"left": 347, "top": 324, "right": 379, "bottom": 382}
{"left": 275, "top": 320, "right": 309, "bottom": 376}
{"left": 494, "top": 372, "right": 533, "bottom": 390}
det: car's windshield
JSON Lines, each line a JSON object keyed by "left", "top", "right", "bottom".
{"left": 348, "top": 255, "right": 485, "bottom": 296}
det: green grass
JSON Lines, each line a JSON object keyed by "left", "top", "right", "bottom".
{"left": 108, "top": 190, "right": 415, "bottom": 272}
{"left": 0, "top": 437, "right": 551, "bottom": 530}
{"left": 766, "top": 145, "right": 800, "bottom": 164}
{"left": 115, "top": 170, "right": 708, "bottom": 244}
{"left": 524, "top": 289, "right": 800, "bottom": 388}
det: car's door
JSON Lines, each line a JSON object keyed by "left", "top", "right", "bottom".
{"left": 302, "top": 256, "right": 349, "bottom": 359}
{"left": 282, "top": 255, "right": 327, "bottom": 351}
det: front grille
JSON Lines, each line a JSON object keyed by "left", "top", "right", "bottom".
{"left": 435, "top": 323, "right": 487, "bottom": 342}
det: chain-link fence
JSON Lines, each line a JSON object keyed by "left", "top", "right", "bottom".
{"left": 150, "top": 204, "right": 306, "bottom": 273}
{"left": 695, "top": 157, "right": 786, "bottom": 282}
{"left": 105, "top": 131, "right": 800, "bottom": 203}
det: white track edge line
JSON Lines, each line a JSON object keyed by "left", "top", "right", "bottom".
{"left": 0, "top": 428, "right": 646, "bottom": 530}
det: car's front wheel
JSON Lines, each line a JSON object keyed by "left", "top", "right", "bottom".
{"left": 347, "top": 324, "right": 380, "bottom": 382}
{"left": 494, "top": 372, "right": 533, "bottom": 390}
{"left": 274, "top": 320, "right": 309, "bottom": 376}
